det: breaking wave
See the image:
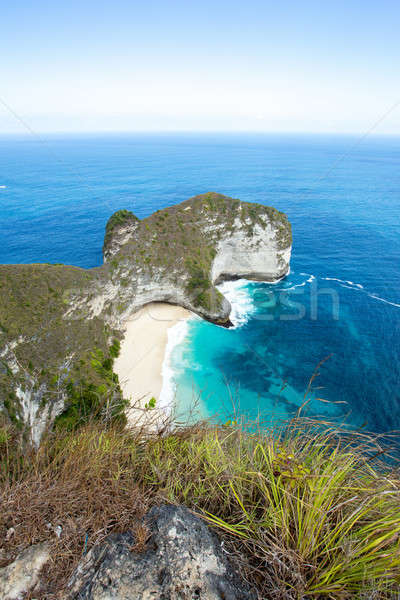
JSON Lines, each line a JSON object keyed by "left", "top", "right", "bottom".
{"left": 159, "top": 317, "right": 191, "bottom": 411}
{"left": 217, "top": 279, "right": 256, "bottom": 328}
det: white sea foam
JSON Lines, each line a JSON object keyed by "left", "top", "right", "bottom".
{"left": 159, "top": 316, "right": 191, "bottom": 410}
{"left": 299, "top": 272, "right": 315, "bottom": 283}
{"left": 268, "top": 274, "right": 288, "bottom": 285}
{"left": 274, "top": 270, "right": 313, "bottom": 292}
{"left": 0, "top": 185, "right": 6, "bottom": 189}
{"left": 367, "top": 293, "right": 400, "bottom": 308}
{"left": 276, "top": 281, "right": 307, "bottom": 292}
{"left": 322, "top": 276, "right": 400, "bottom": 308}
{"left": 219, "top": 274, "right": 292, "bottom": 325}
{"left": 217, "top": 279, "right": 255, "bottom": 328}
{"left": 323, "top": 277, "right": 364, "bottom": 289}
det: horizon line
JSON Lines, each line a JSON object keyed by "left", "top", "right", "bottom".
{"left": 0, "top": 129, "right": 400, "bottom": 138}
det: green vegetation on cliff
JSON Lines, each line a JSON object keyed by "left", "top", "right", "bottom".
{"left": 104, "top": 192, "right": 292, "bottom": 317}
{"left": 54, "top": 339, "right": 127, "bottom": 431}
{"left": 0, "top": 264, "right": 124, "bottom": 432}
{"left": 0, "top": 263, "right": 93, "bottom": 339}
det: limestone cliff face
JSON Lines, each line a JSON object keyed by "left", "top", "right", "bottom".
{"left": 88, "top": 192, "right": 292, "bottom": 326}
{"left": 0, "top": 192, "right": 291, "bottom": 438}
{"left": 102, "top": 209, "right": 140, "bottom": 262}
{"left": 211, "top": 220, "right": 291, "bottom": 284}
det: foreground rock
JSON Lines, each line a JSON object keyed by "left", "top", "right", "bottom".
{"left": 0, "top": 542, "right": 50, "bottom": 600}
{"left": 67, "top": 505, "right": 256, "bottom": 599}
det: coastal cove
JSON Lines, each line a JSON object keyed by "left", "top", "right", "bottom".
{"left": 0, "top": 190, "right": 292, "bottom": 440}
{"left": 0, "top": 133, "right": 399, "bottom": 434}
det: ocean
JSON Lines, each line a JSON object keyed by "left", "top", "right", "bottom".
{"left": 0, "top": 133, "right": 399, "bottom": 433}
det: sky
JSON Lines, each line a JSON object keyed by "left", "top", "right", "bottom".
{"left": 0, "top": 0, "right": 399, "bottom": 134}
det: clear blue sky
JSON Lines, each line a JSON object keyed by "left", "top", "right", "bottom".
{"left": 1, "top": 0, "right": 399, "bottom": 133}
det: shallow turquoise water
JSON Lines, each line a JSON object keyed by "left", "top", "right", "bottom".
{"left": 0, "top": 133, "right": 399, "bottom": 432}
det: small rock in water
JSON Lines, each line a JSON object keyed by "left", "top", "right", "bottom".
{"left": 67, "top": 504, "right": 256, "bottom": 599}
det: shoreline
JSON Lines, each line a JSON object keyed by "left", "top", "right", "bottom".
{"left": 114, "top": 277, "right": 288, "bottom": 428}
{"left": 113, "top": 302, "right": 191, "bottom": 428}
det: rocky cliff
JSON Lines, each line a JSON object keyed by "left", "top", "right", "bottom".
{"left": 0, "top": 192, "right": 291, "bottom": 441}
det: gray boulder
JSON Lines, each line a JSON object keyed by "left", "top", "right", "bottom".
{"left": 0, "top": 542, "right": 50, "bottom": 600}
{"left": 67, "top": 504, "right": 256, "bottom": 599}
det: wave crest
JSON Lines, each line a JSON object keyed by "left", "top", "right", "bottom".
{"left": 217, "top": 279, "right": 255, "bottom": 328}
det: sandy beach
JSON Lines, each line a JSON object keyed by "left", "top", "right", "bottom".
{"left": 114, "top": 302, "right": 190, "bottom": 427}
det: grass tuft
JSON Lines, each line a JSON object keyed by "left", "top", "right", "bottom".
{"left": 0, "top": 416, "right": 399, "bottom": 598}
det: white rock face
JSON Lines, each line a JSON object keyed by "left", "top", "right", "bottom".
{"left": 0, "top": 347, "right": 72, "bottom": 447}
{"left": 211, "top": 221, "right": 291, "bottom": 284}
{"left": 16, "top": 384, "right": 66, "bottom": 447}
{"left": 0, "top": 543, "right": 50, "bottom": 600}
{"left": 87, "top": 272, "right": 232, "bottom": 327}
{"left": 103, "top": 223, "right": 138, "bottom": 262}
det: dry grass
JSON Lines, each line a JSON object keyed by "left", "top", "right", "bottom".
{"left": 0, "top": 425, "right": 151, "bottom": 598}
{"left": 1, "top": 416, "right": 400, "bottom": 599}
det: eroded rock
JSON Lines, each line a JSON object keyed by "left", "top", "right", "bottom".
{"left": 96, "top": 192, "right": 292, "bottom": 326}
{"left": 0, "top": 542, "right": 50, "bottom": 600}
{"left": 67, "top": 505, "right": 256, "bottom": 599}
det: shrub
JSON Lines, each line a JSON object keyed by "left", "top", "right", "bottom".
{"left": 54, "top": 341, "right": 126, "bottom": 431}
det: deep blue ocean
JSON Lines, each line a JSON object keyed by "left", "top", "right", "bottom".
{"left": 0, "top": 133, "right": 399, "bottom": 433}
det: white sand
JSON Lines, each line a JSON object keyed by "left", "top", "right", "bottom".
{"left": 114, "top": 302, "right": 190, "bottom": 428}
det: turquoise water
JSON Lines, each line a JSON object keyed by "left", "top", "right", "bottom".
{"left": 0, "top": 133, "right": 399, "bottom": 432}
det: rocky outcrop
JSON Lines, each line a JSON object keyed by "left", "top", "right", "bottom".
{"left": 90, "top": 192, "right": 292, "bottom": 327}
{"left": 67, "top": 505, "right": 256, "bottom": 599}
{"left": 0, "top": 542, "right": 50, "bottom": 600}
{"left": 103, "top": 209, "right": 140, "bottom": 262}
